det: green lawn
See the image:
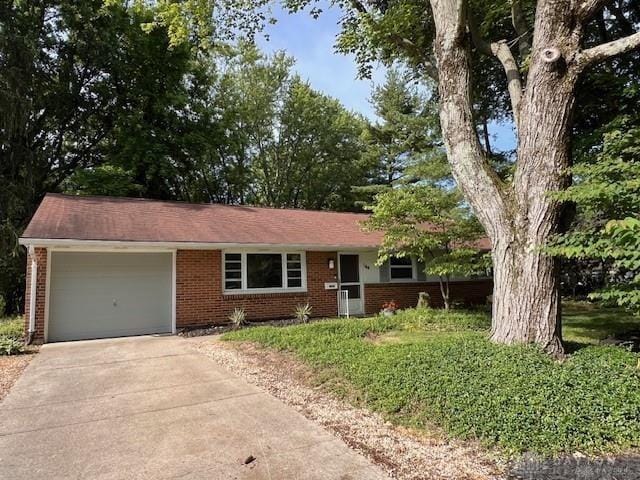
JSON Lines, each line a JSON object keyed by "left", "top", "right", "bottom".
{"left": 563, "top": 301, "right": 639, "bottom": 345}
{"left": 223, "top": 304, "right": 640, "bottom": 457}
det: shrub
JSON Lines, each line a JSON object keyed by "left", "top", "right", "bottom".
{"left": 0, "top": 295, "right": 5, "bottom": 317}
{"left": 228, "top": 308, "right": 246, "bottom": 328}
{"left": 294, "top": 303, "right": 312, "bottom": 323}
{"left": 0, "top": 317, "right": 24, "bottom": 340}
{"left": 0, "top": 337, "right": 24, "bottom": 356}
{"left": 394, "top": 307, "right": 490, "bottom": 331}
{"left": 381, "top": 300, "right": 398, "bottom": 313}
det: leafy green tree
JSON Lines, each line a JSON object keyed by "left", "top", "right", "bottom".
{"left": 548, "top": 114, "right": 640, "bottom": 312}
{"left": 355, "top": 69, "right": 441, "bottom": 204}
{"left": 0, "top": 0, "right": 210, "bottom": 312}
{"left": 187, "top": 44, "right": 368, "bottom": 210}
{"left": 365, "top": 185, "right": 488, "bottom": 310}
{"left": 63, "top": 166, "right": 143, "bottom": 197}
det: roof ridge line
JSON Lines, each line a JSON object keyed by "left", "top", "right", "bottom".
{"left": 45, "top": 193, "right": 371, "bottom": 217}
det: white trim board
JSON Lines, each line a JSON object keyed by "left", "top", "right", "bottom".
{"left": 19, "top": 238, "right": 380, "bottom": 252}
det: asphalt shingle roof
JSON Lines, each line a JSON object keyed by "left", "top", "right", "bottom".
{"left": 22, "top": 194, "right": 386, "bottom": 248}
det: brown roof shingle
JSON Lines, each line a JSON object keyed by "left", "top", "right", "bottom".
{"left": 21, "top": 194, "right": 386, "bottom": 248}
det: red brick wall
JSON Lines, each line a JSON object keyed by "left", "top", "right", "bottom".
{"left": 364, "top": 280, "right": 493, "bottom": 314}
{"left": 26, "top": 247, "right": 492, "bottom": 339}
{"left": 23, "top": 247, "right": 47, "bottom": 342}
{"left": 176, "top": 250, "right": 339, "bottom": 328}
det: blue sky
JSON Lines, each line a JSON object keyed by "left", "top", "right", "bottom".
{"left": 257, "top": 3, "right": 385, "bottom": 118}
{"left": 257, "top": 2, "right": 516, "bottom": 152}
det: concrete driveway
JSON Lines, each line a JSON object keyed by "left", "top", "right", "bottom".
{"left": 0, "top": 335, "right": 387, "bottom": 480}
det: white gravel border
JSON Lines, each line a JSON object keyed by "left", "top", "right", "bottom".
{"left": 189, "top": 336, "right": 504, "bottom": 480}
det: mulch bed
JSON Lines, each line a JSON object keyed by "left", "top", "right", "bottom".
{"left": 0, "top": 352, "right": 36, "bottom": 402}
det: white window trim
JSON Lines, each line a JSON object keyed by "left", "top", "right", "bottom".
{"left": 389, "top": 256, "right": 417, "bottom": 282}
{"left": 223, "top": 250, "right": 308, "bottom": 294}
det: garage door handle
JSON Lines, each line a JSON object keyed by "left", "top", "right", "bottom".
{"left": 113, "top": 299, "right": 117, "bottom": 306}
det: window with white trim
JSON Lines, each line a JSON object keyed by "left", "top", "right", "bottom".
{"left": 286, "top": 253, "right": 303, "bottom": 288}
{"left": 224, "top": 253, "right": 242, "bottom": 290}
{"left": 389, "top": 256, "right": 415, "bottom": 280}
{"left": 223, "top": 252, "right": 307, "bottom": 292}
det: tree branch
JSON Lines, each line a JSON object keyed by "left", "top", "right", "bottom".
{"left": 576, "top": 0, "right": 614, "bottom": 22}
{"left": 349, "top": 0, "right": 439, "bottom": 80}
{"left": 468, "top": 17, "right": 523, "bottom": 128}
{"left": 575, "top": 30, "right": 640, "bottom": 71}
{"left": 429, "top": 0, "right": 511, "bottom": 237}
{"left": 510, "top": 0, "right": 530, "bottom": 57}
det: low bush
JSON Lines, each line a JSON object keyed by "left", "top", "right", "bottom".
{"left": 228, "top": 308, "right": 246, "bottom": 328}
{"left": 0, "top": 337, "right": 24, "bottom": 355}
{"left": 0, "top": 317, "right": 24, "bottom": 340}
{"left": 0, "top": 317, "right": 25, "bottom": 356}
{"left": 223, "top": 309, "right": 640, "bottom": 456}
{"left": 293, "top": 303, "right": 312, "bottom": 323}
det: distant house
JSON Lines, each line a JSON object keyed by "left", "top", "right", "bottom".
{"left": 19, "top": 194, "right": 492, "bottom": 343}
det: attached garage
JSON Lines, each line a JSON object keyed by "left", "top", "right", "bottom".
{"left": 47, "top": 251, "right": 173, "bottom": 342}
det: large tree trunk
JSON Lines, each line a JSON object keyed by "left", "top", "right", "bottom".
{"left": 490, "top": 236, "right": 563, "bottom": 356}
{"left": 430, "top": 0, "right": 582, "bottom": 356}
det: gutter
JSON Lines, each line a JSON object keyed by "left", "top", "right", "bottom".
{"left": 18, "top": 238, "right": 381, "bottom": 252}
{"left": 26, "top": 246, "right": 37, "bottom": 345}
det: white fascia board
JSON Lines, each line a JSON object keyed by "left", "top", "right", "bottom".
{"left": 18, "top": 238, "right": 380, "bottom": 252}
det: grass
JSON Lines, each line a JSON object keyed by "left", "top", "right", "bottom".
{"left": 563, "top": 301, "right": 639, "bottom": 345}
{"left": 222, "top": 304, "right": 640, "bottom": 457}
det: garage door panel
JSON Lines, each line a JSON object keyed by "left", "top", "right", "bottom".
{"left": 48, "top": 252, "right": 172, "bottom": 342}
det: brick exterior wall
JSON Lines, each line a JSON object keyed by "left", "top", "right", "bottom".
{"left": 364, "top": 279, "right": 493, "bottom": 315}
{"left": 176, "top": 250, "right": 339, "bottom": 328}
{"left": 23, "top": 247, "right": 492, "bottom": 341}
{"left": 23, "top": 247, "right": 47, "bottom": 342}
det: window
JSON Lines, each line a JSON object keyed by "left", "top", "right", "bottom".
{"left": 389, "top": 256, "right": 414, "bottom": 280}
{"left": 223, "top": 252, "right": 306, "bottom": 292}
{"left": 286, "top": 254, "right": 302, "bottom": 288}
{"left": 247, "top": 254, "right": 282, "bottom": 289}
{"left": 224, "top": 253, "right": 242, "bottom": 290}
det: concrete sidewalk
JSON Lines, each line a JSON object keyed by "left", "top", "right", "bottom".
{"left": 0, "top": 335, "right": 388, "bottom": 479}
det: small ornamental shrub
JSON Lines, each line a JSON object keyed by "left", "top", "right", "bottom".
{"left": 228, "top": 308, "right": 246, "bottom": 328}
{"left": 294, "top": 303, "right": 312, "bottom": 323}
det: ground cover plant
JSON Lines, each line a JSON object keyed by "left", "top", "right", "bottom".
{"left": 0, "top": 316, "right": 24, "bottom": 355}
{"left": 223, "top": 305, "right": 640, "bottom": 457}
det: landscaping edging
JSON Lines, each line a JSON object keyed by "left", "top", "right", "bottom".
{"left": 189, "top": 336, "right": 503, "bottom": 480}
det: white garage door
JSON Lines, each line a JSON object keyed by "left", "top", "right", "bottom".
{"left": 48, "top": 252, "right": 172, "bottom": 342}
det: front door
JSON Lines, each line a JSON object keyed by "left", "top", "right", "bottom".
{"left": 339, "top": 254, "right": 363, "bottom": 315}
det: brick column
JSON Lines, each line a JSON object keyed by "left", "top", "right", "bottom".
{"left": 24, "top": 247, "right": 47, "bottom": 342}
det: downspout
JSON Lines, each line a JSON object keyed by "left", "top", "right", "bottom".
{"left": 27, "top": 246, "right": 38, "bottom": 345}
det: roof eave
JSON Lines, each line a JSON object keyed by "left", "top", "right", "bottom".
{"left": 18, "top": 237, "right": 380, "bottom": 252}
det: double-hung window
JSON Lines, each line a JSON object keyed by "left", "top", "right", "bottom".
{"left": 223, "top": 252, "right": 306, "bottom": 292}
{"left": 389, "top": 256, "right": 415, "bottom": 280}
